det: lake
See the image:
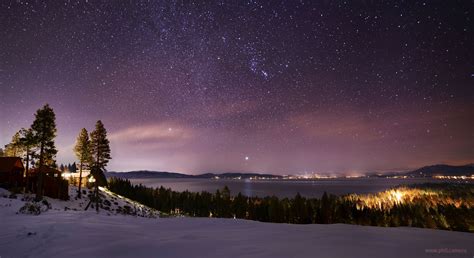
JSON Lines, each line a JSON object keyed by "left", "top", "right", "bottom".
{"left": 128, "top": 178, "right": 473, "bottom": 198}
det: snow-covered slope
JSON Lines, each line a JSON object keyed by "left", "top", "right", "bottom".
{"left": 0, "top": 188, "right": 472, "bottom": 258}
{"left": 0, "top": 186, "right": 158, "bottom": 218}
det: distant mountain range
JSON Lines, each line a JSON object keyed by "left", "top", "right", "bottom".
{"left": 105, "top": 171, "right": 283, "bottom": 179}
{"left": 106, "top": 164, "right": 474, "bottom": 179}
{"left": 366, "top": 164, "right": 474, "bottom": 178}
{"left": 402, "top": 164, "right": 474, "bottom": 177}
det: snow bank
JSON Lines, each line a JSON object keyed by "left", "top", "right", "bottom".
{"left": 1, "top": 186, "right": 158, "bottom": 218}
{"left": 0, "top": 188, "right": 472, "bottom": 258}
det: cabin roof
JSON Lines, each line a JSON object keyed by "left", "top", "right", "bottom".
{"left": 0, "top": 157, "right": 24, "bottom": 172}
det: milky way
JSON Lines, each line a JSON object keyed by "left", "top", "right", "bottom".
{"left": 1, "top": 1, "right": 473, "bottom": 174}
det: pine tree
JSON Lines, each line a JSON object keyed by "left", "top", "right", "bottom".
{"left": 19, "top": 128, "right": 36, "bottom": 192}
{"left": 4, "top": 131, "right": 23, "bottom": 157}
{"left": 232, "top": 193, "right": 248, "bottom": 219}
{"left": 31, "top": 104, "right": 58, "bottom": 200}
{"left": 74, "top": 128, "right": 92, "bottom": 198}
{"left": 90, "top": 121, "right": 111, "bottom": 169}
{"left": 89, "top": 120, "right": 111, "bottom": 212}
{"left": 320, "top": 192, "right": 331, "bottom": 223}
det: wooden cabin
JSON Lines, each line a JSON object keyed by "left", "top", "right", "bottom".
{"left": 0, "top": 157, "right": 24, "bottom": 188}
{"left": 0, "top": 157, "right": 69, "bottom": 200}
{"left": 29, "top": 166, "right": 69, "bottom": 200}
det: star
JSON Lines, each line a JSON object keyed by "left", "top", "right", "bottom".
{"left": 0, "top": 0, "right": 471, "bottom": 174}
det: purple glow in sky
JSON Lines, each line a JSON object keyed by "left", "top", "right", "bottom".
{"left": 1, "top": 1, "right": 473, "bottom": 174}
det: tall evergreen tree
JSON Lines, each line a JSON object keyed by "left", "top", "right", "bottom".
{"left": 19, "top": 128, "right": 36, "bottom": 191}
{"left": 320, "top": 192, "right": 331, "bottom": 224}
{"left": 0, "top": 148, "right": 3, "bottom": 157}
{"left": 71, "top": 162, "right": 77, "bottom": 172}
{"left": 4, "top": 131, "right": 23, "bottom": 157}
{"left": 31, "top": 104, "right": 58, "bottom": 200}
{"left": 74, "top": 128, "right": 92, "bottom": 198}
{"left": 90, "top": 121, "right": 111, "bottom": 169}
{"left": 89, "top": 120, "right": 111, "bottom": 211}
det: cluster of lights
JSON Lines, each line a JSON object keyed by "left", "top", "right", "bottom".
{"left": 287, "top": 174, "right": 339, "bottom": 179}
{"left": 345, "top": 187, "right": 474, "bottom": 211}
{"left": 249, "top": 176, "right": 278, "bottom": 180}
{"left": 212, "top": 176, "right": 278, "bottom": 180}
{"left": 386, "top": 175, "right": 409, "bottom": 179}
{"left": 433, "top": 175, "right": 474, "bottom": 180}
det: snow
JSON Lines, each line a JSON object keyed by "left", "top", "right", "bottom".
{"left": 2, "top": 185, "right": 158, "bottom": 218}
{"left": 0, "top": 188, "right": 473, "bottom": 258}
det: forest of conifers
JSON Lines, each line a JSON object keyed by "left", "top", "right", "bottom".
{"left": 107, "top": 178, "right": 474, "bottom": 232}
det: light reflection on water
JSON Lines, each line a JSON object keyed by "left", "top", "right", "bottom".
{"left": 129, "top": 178, "right": 473, "bottom": 198}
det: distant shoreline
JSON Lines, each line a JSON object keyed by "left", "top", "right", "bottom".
{"left": 106, "top": 164, "right": 474, "bottom": 180}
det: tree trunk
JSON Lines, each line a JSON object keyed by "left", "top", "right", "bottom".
{"left": 36, "top": 144, "right": 44, "bottom": 201}
{"left": 95, "top": 144, "right": 100, "bottom": 212}
{"left": 95, "top": 181, "right": 99, "bottom": 212}
{"left": 78, "top": 162, "right": 83, "bottom": 198}
{"left": 24, "top": 148, "right": 30, "bottom": 193}
{"left": 84, "top": 199, "right": 92, "bottom": 210}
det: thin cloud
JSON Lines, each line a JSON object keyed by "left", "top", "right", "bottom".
{"left": 109, "top": 123, "right": 193, "bottom": 143}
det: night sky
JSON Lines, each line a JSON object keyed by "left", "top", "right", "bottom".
{"left": 1, "top": 1, "right": 473, "bottom": 175}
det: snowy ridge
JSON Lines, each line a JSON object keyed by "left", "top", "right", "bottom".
{"left": 0, "top": 186, "right": 159, "bottom": 218}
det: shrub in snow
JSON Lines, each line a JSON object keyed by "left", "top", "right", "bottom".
{"left": 42, "top": 199, "right": 52, "bottom": 209}
{"left": 116, "top": 205, "right": 134, "bottom": 215}
{"left": 19, "top": 200, "right": 51, "bottom": 215}
{"left": 19, "top": 203, "right": 42, "bottom": 215}
{"left": 21, "top": 194, "right": 35, "bottom": 202}
{"left": 103, "top": 199, "right": 111, "bottom": 206}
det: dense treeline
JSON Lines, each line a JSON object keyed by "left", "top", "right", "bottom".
{"left": 108, "top": 178, "right": 474, "bottom": 232}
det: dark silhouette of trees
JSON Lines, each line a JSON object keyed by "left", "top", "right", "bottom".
{"left": 319, "top": 192, "right": 331, "bottom": 223}
{"left": 74, "top": 128, "right": 92, "bottom": 198}
{"left": 232, "top": 193, "right": 248, "bottom": 219}
{"left": 89, "top": 120, "right": 111, "bottom": 212}
{"left": 4, "top": 131, "right": 23, "bottom": 157}
{"left": 19, "top": 128, "right": 36, "bottom": 191}
{"left": 106, "top": 179, "right": 474, "bottom": 233}
{"left": 31, "top": 104, "right": 58, "bottom": 200}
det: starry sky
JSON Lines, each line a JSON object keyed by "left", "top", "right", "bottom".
{"left": 1, "top": 1, "right": 473, "bottom": 175}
